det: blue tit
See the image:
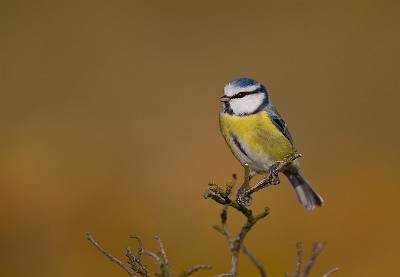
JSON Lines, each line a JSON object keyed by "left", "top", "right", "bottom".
{"left": 219, "top": 78, "right": 323, "bottom": 210}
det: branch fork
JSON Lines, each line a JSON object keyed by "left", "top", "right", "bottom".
{"left": 205, "top": 152, "right": 338, "bottom": 277}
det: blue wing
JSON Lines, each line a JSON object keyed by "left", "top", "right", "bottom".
{"left": 266, "top": 106, "right": 294, "bottom": 147}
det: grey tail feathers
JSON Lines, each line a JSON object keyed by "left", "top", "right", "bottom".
{"left": 284, "top": 169, "right": 324, "bottom": 210}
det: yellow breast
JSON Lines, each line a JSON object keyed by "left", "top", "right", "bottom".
{"left": 219, "top": 112, "right": 293, "bottom": 161}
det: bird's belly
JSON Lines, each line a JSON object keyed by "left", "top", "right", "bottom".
{"left": 239, "top": 150, "right": 275, "bottom": 173}
{"left": 220, "top": 112, "right": 293, "bottom": 174}
{"left": 228, "top": 136, "right": 277, "bottom": 173}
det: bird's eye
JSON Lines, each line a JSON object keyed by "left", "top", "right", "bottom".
{"left": 236, "top": 92, "right": 245, "bottom": 98}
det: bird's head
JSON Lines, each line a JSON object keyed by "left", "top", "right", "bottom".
{"left": 220, "top": 78, "right": 269, "bottom": 116}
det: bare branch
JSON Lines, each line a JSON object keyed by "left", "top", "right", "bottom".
{"left": 213, "top": 224, "right": 232, "bottom": 246}
{"left": 214, "top": 274, "right": 233, "bottom": 277}
{"left": 242, "top": 244, "right": 266, "bottom": 277}
{"left": 322, "top": 267, "right": 339, "bottom": 277}
{"left": 220, "top": 204, "right": 229, "bottom": 226}
{"left": 288, "top": 241, "right": 338, "bottom": 277}
{"left": 300, "top": 241, "right": 326, "bottom": 277}
{"left": 142, "top": 249, "right": 160, "bottom": 262}
{"left": 155, "top": 235, "right": 169, "bottom": 266}
{"left": 293, "top": 241, "right": 302, "bottom": 277}
{"left": 178, "top": 264, "right": 212, "bottom": 277}
{"left": 155, "top": 235, "right": 171, "bottom": 277}
{"left": 216, "top": 205, "right": 233, "bottom": 246}
{"left": 87, "top": 232, "right": 137, "bottom": 277}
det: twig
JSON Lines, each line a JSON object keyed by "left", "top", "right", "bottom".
{"left": 155, "top": 235, "right": 171, "bottom": 277}
{"left": 230, "top": 174, "right": 237, "bottom": 190}
{"left": 287, "top": 241, "right": 338, "bottom": 277}
{"left": 213, "top": 205, "right": 232, "bottom": 246}
{"left": 155, "top": 235, "right": 169, "bottom": 266}
{"left": 322, "top": 267, "right": 339, "bottom": 277}
{"left": 214, "top": 274, "right": 233, "bottom": 277}
{"left": 300, "top": 241, "right": 326, "bottom": 277}
{"left": 142, "top": 249, "right": 160, "bottom": 262}
{"left": 230, "top": 208, "right": 269, "bottom": 275}
{"left": 293, "top": 241, "right": 302, "bottom": 277}
{"left": 178, "top": 264, "right": 212, "bottom": 277}
{"left": 87, "top": 232, "right": 137, "bottom": 277}
{"left": 126, "top": 246, "right": 149, "bottom": 276}
{"left": 242, "top": 244, "right": 266, "bottom": 277}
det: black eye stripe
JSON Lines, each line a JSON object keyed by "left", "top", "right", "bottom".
{"left": 231, "top": 88, "right": 262, "bottom": 99}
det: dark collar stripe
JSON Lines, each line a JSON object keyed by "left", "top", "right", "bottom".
{"left": 232, "top": 135, "right": 249, "bottom": 158}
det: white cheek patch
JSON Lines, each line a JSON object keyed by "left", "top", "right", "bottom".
{"left": 230, "top": 93, "right": 266, "bottom": 115}
{"left": 224, "top": 84, "right": 261, "bottom": 97}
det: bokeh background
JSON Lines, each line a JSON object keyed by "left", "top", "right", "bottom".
{"left": 1, "top": 1, "right": 399, "bottom": 276}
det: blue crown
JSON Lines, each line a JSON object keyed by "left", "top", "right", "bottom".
{"left": 229, "top": 78, "right": 259, "bottom": 88}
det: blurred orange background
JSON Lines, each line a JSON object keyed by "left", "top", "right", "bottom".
{"left": 1, "top": 1, "right": 399, "bottom": 276}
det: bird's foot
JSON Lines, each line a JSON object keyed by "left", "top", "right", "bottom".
{"left": 236, "top": 183, "right": 252, "bottom": 206}
{"left": 269, "top": 162, "right": 281, "bottom": 185}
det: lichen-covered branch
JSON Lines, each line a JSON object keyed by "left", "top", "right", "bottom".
{"left": 204, "top": 152, "right": 299, "bottom": 276}
{"left": 205, "top": 166, "right": 270, "bottom": 276}
{"left": 205, "top": 152, "right": 338, "bottom": 277}
{"left": 127, "top": 236, "right": 150, "bottom": 277}
{"left": 87, "top": 233, "right": 212, "bottom": 277}
{"left": 87, "top": 233, "right": 137, "bottom": 277}
{"left": 230, "top": 207, "right": 269, "bottom": 275}
{"left": 294, "top": 241, "right": 302, "bottom": 277}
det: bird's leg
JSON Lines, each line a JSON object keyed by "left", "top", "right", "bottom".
{"left": 236, "top": 164, "right": 253, "bottom": 206}
{"left": 269, "top": 162, "right": 281, "bottom": 185}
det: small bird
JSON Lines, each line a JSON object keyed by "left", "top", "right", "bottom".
{"left": 219, "top": 78, "right": 323, "bottom": 210}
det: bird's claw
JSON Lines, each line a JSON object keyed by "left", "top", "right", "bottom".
{"left": 236, "top": 183, "right": 252, "bottom": 206}
{"left": 269, "top": 163, "right": 281, "bottom": 185}
{"left": 237, "top": 192, "right": 252, "bottom": 206}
